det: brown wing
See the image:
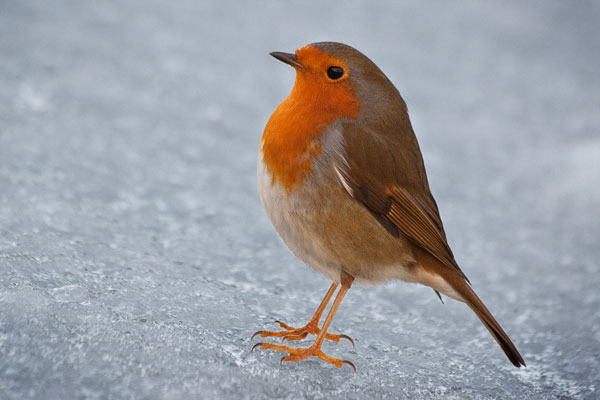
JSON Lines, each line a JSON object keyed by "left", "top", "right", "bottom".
{"left": 337, "top": 121, "right": 469, "bottom": 283}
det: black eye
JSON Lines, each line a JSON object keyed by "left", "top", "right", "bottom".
{"left": 327, "top": 66, "right": 344, "bottom": 80}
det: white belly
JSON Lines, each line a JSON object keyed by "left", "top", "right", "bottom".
{"left": 258, "top": 159, "right": 421, "bottom": 287}
{"left": 257, "top": 159, "right": 344, "bottom": 282}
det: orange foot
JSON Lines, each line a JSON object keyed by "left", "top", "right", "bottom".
{"left": 251, "top": 319, "right": 354, "bottom": 345}
{"left": 251, "top": 274, "right": 356, "bottom": 370}
{"left": 251, "top": 341, "right": 356, "bottom": 371}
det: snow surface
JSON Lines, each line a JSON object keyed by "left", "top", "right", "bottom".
{"left": 1, "top": 1, "right": 599, "bottom": 399}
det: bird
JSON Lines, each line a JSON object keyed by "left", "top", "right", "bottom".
{"left": 251, "top": 41, "right": 525, "bottom": 370}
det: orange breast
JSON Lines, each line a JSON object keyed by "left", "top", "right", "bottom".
{"left": 261, "top": 48, "right": 360, "bottom": 192}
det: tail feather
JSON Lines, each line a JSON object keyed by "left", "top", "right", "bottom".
{"left": 455, "top": 281, "right": 526, "bottom": 368}
{"left": 414, "top": 247, "right": 525, "bottom": 367}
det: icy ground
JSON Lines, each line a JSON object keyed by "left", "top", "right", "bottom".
{"left": 1, "top": 1, "right": 599, "bottom": 399}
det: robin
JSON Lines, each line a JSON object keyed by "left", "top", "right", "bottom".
{"left": 251, "top": 42, "right": 525, "bottom": 370}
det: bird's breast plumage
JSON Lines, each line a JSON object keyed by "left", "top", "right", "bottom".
{"left": 260, "top": 64, "right": 360, "bottom": 193}
{"left": 258, "top": 122, "right": 417, "bottom": 285}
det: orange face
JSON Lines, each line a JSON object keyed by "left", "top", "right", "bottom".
{"left": 261, "top": 45, "right": 361, "bottom": 192}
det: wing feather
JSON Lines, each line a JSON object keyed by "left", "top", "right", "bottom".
{"left": 337, "top": 122, "right": 469, "bottom": 283}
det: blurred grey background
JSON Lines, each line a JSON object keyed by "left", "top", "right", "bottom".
{"left": 1, "top": 1, "right": 599, "bottom": 399}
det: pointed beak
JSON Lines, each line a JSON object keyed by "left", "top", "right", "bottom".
{"left": 270, "top": 51, "right": 304, "bottom": 70}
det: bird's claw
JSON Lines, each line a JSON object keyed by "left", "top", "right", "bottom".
{"left": 251, "top": 342, "right": 265, "bottom": 352}
{"left": 339, "top": 334, "right": 355, "bottom": 347}
{"left": 341, "top": 359, "right": 356, "bottom": 372}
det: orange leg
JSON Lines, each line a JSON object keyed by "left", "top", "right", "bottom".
{"left": 252, "top": 272, "right": 356, "bottom": 370}
{"left": 251, "top": 281, "right": 353, "bottom": 345}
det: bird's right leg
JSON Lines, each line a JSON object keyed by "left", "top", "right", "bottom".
{"left": 251, "top": 282, "right": 353, "bottom": 345}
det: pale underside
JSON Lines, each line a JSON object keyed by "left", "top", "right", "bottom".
{"left": 258, "top": 123, "right": 461, "bottom": 300}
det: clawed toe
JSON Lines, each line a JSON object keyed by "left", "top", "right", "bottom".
{"left": 274, "top": 320, "right": 294, "bottom": 330}
{"left": 251, "top": 342, "right": 265, "bottom": 352}
{"left": 339, "top": 334, "right": 354, "bottom": 346}
{"left": 281, "top": 332, "right": 308, "bottom": 343}
{"left": 323, "top": 332, "right": 355, "bottom": 346}
{"left": 251, "top": 342, "right": 304, "bottom": 355}
{"left": 250, "top": 319, "right": 353, "bottom": 346}
{"left": 278, "top": 346, "right": 356, "bottom": 371}
{"left": 341, "top": 359, "right": 356, "bottom": 372}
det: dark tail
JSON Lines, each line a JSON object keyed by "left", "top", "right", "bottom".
{"left": 455, "top": 281, "right": 526, "bottom": 367}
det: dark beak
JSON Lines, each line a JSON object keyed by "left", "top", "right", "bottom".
{"left": 270, "top": 51, "right": 304, "bottom": 70}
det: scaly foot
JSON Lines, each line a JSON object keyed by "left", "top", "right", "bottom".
{"left": 251, "top": 341, "right": 355, "bottom": 371}
{"left": 251, "top": 319, "right": 354, "bottom": 345}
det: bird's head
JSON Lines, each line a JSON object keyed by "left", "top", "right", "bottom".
{"left": 270, "top": 42, "right": 404, "bottom": 123}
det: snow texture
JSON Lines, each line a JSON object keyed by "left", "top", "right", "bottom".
{"left": 1, "top": 1, "right": 599, "bottom": 399}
